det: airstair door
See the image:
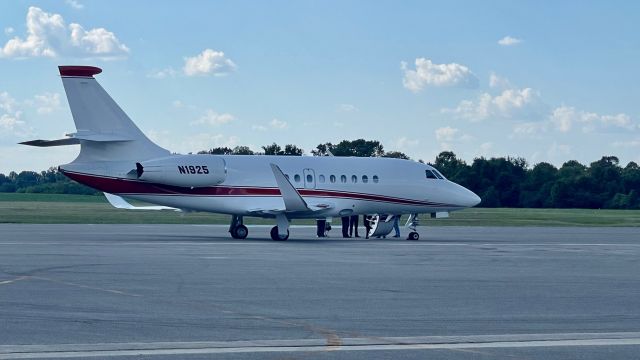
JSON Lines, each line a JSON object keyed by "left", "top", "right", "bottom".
{"left": 303, "top": 168, "right": 316, "bottom": 189}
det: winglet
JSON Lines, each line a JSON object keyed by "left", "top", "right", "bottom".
{"left": 269, "top": 164, "right": 310, "bottom": 212}
{"left": 104, "top": 193, "right": 178, "bottom": 211}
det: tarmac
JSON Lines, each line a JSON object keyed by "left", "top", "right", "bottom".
{"left": 0, "top": 224, "right": 639, "bottom": 359}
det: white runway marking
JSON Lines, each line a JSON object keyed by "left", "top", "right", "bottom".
{"left": 1, "top": 332, "right": 639, "bottom": 359}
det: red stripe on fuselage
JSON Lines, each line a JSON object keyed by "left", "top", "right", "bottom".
{"left": 61, "top": 170, "right": 453, "bottom": 207}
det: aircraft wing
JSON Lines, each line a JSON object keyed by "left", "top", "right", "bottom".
{"left": 247, "top": 164, "right": 334, "bottom": 216}
{"left": 104, "top": 193, "right": 179, "bottom": 211}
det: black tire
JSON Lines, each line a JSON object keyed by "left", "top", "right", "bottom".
{"left": 234, "top": 225, "right": 248, "bottom": 239}
{"left": 270, "top": 226, "right": 289, "bottom": 241}
{"left": 407, "top": 232, "right": 419, "bottom": 241}
{"left": 230, "top": 227, "right": 239, "bottom": 239}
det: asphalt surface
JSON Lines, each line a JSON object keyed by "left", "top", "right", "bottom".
{"left": 0, "top": 224, "right": 639, "bottom": 359}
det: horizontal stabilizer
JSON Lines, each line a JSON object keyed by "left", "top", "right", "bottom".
{"left": 104, "top": 193, "right": 178, "bottom": 211}
{"left": 20, "top": 138, "right": 80, "bottom": 147}
{"left": 21, "top": 131, "right": 134, "bottom": 147}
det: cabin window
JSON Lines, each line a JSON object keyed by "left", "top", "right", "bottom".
{"left": 319, "top": 175, "right": 326, "bottom": 183}
{"left": 340, "top": 175, "right": 347, "bottom": 183}
{"left": 294, "top": 174, "right": 301, "bottom": 182}
{"left": 362, "top": 175, "right": 368, "bottom": 183}
{"left": 425, "top": 170, "right": 437, "bottom": 179}
{"left": 373, "top": 175, "right": 379, "bottom": 183}
{"left": 330, "top": 175, "right": 336, "bottom": 183}
{"left": 351, "top": 175, "right": 358, "bottom": 183}
{"left": 306, "top": 174, "right": 313, "bottom": 183}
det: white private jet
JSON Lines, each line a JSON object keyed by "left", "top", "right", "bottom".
{"left": 21, "top": 66, "right": 480, "bottom": 241}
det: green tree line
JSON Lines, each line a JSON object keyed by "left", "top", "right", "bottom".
{"left": 2, "top": 139, "right": 639, "bottom": 209}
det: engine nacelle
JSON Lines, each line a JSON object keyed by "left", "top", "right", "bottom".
{"left": 136, "top": 155, "right": 226, "bottom": 187}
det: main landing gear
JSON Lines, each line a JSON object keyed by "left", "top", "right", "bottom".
{"left": 229, "top": 215, "right": 248, "bottom": 239}
{"left": 406, "top": 213, "right": 420, "bottom": 241}
{"left": 230, "top": 214, "right": 290, "bottom": 241}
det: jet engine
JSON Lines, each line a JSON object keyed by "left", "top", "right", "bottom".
{"left": 135, "top": 155, "right": 226, "bottom": 187}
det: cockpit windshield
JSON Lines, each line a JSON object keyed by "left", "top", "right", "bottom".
{"left": 426, "top": 169, "right": 446, "bottom": 180}
{"left": 433, "top": 169, "right": 445, "bottom": 179}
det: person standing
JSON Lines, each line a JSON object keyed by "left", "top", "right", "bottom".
{"left": 392, "top": 215, "right": 401, "bottom": 238}
{"left": 349, "top": 215, "right": 360, "bottom": 237}
{"left": 316, "top": 218, "right": 326, "bottom": 237}
{"left": 341, "top": 216, "right": 350, "bottom": 238}
{"left": 363, "top": 215, "right": 371, "bottom": 239}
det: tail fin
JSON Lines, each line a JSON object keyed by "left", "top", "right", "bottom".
{"left": 59, "top": 65, "right": 168, "bottom": 162}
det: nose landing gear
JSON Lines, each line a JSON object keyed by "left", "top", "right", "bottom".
{"left": 406, "top": 214, "right": 420, "bottom": 241}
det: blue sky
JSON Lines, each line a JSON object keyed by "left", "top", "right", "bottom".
{"left": 1, "top": 0, "right": 639, "bottom": 173}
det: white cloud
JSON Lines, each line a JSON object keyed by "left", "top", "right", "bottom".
{"left": 434, "top": 126, "right": 472, "bottom": 150}
{"left": 1, "top": 91, "right": 65, "bottom": 139}
{"left": 192, "top": 109, "right": 235, "bottom": 126}
{"left": 479, "top": 142, "right": 494, "bottom": 156}
{"left": 443, "top": 87, "right": 543, "bottom": 122}
{"left": 489, "top": 72, "right": 511, "bottom": 89}
{"left": 401, "top": 58, "right": 478, "bottom": 92}
{"left": 250, "top": 118, "right": 288, "bottom": 131}
{"left": 0, "top": 91, "right": 18, "bottom": 113}
{"left": 337, "top": 104, "right": 359, "bottom": 112}
{"left": 65, "top": 0, "right": 84, "bottom": 9}
{"left": 512, "top": 122, "right": 546, "bottom": 137}
{"left": 25, "top": 92, "right": 61, "bottom": 114}
{"left": 269, "top": 118, "right": 287, "bottom": 129}
{"left": 4, "top": 27, "right": 14, "bottom": 36}
{"left": 183, "top": 49, "right": 237, "bottom": 77}
{"left": 550, "top": 106, "right": 636, "bottom": 133}
{"left": 147, "top": 130, "right": 240, "bottom": 154}
{"left": 612, "top": 139, "right": 640, "bottom": 148}
{"left": 148, "top": 67, "right": 177, "bottom": 79}
{"left": 547, "top": 142, "right": 571, "bottom": 159}
{"left": 0, "top": 92, "right": 29, "bottom": 138}
{"left": 172, "top": 100, "right": 183, "bottom": 108}
{"left": 187, "top": 133, "right": 239, "bottom": 151}
{"left": 0, "top": 7, "right": 128, "bottom": 58}
{"left": 498, "top": 36, "right": 522, "bottom": 46}
{"left": 435, "top": 126, "right": 459, "bottom": 142}
{"left": 395, "top": 136, "right": 419, "bottom": 150}
{"left": 601, "top": 114, "right": 634, "bottom": 129}
{"left": 0, "top": 113, "right": 26, "bottom": 133}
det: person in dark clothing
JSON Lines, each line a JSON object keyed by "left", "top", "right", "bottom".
{"left": 341, "top": 216, "right": 350, "bottom": 238}
{"left": 363, "top": 215, "right": 371, "bottom": 239}
{"left": 316, "top": 218, "right": 326, "bottom": 237}
{"left": 349, "top": 215, "right": 360, "bottom": 237}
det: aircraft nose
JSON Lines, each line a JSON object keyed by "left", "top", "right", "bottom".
{"left": 461, "top": 187, "right": 481, "bottom": 207}
{"left": 450, "top": 183, "right": 481, "bottom": 208}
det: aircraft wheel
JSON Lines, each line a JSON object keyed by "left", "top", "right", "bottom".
{"left": 270, "top": 226, "right": 289, "bottom": 241}
{"left": 407, "top": 232, "right": 419, "bottom": 241}
{"left": 233, "top": 225, "right": 248, "bottom": 239}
